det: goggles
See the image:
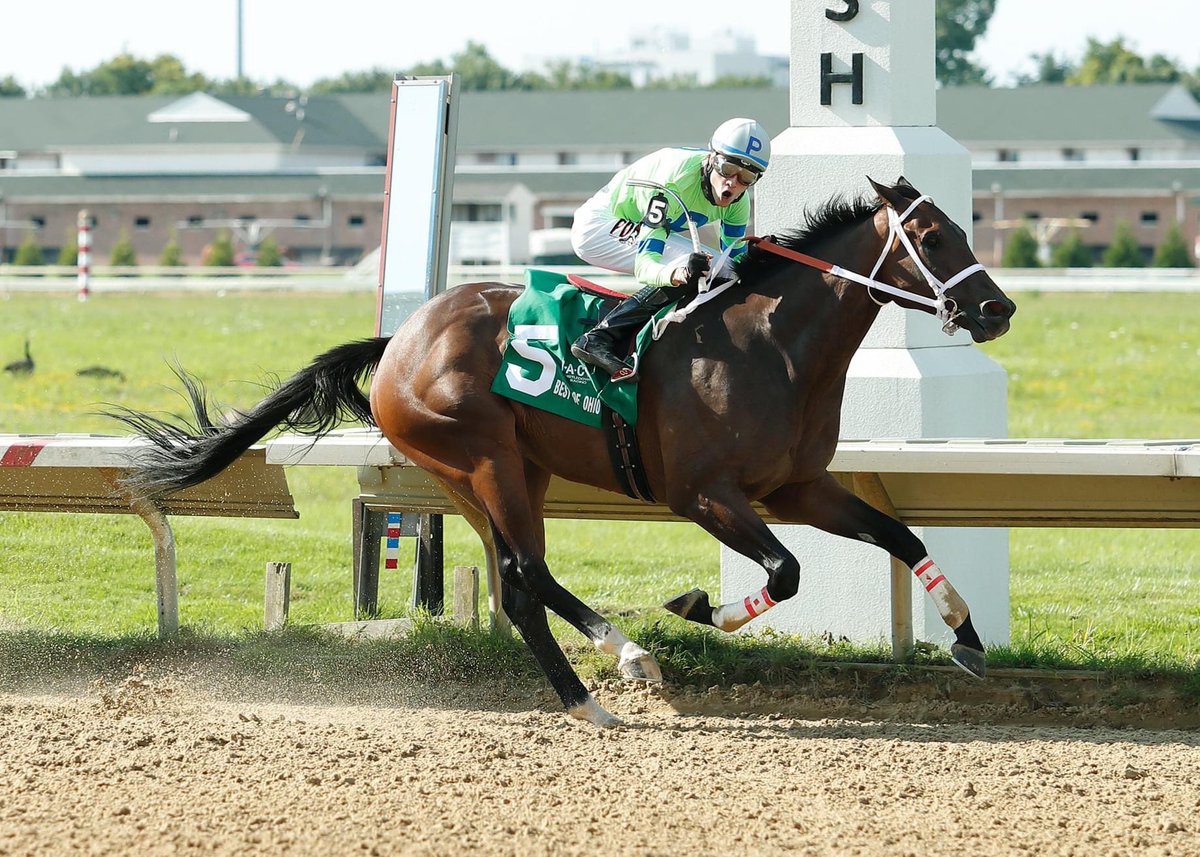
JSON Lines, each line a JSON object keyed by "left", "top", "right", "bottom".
{"left": 713, "top": 155, "right": 763, "bottom": 186}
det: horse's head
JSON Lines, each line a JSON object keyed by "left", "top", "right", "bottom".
{"left": 867, "top": 177, "right": 1016, "bottom": 343}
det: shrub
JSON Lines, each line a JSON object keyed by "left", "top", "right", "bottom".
{"left": 109, "top": 228, "right": 138, "bottom": 267}
{"left": 159, "top": 230, "right": 184, "bottom": 267}
{"left": 1102, "top": 221, "right": 1145, "bottom": 267}
{"left": 203, "top": 230, "right": 235, "bottom": 267}
{"left": 1001, "top": 223, "right": 1040, "bottom": 268}
{"left": 13, "top": 232, "right": 45, "bottom": 266}
{"left": 1050, "top": 229, "right": 1092, "bottom": 268}
{"left": 255, "top": 236, "right": 284, "bottom": 267}
{"left": 1151, "top": 223, "right": 1194, "bottom": 268}
{"left": 57, "top": 230, "right": 78, "bottom": 267}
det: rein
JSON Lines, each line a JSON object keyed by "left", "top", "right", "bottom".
{"left": 747, "top": 195, "right": 987, "bottom": 334}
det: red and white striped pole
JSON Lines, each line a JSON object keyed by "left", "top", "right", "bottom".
{"left": 76, "top": 209, "right": 91, "bottom": 302}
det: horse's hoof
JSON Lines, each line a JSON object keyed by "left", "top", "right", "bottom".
{"left": 663, "top": 588, "right": 716, "bottom": 626}
{"left": 950, "top": 644, "right": 987, "bottom": 680}
{"left": 619, "top": 650, "right": 663, "bottom": 683}
{"left": 567, "top": 696, "right": 623, "bottom": 728}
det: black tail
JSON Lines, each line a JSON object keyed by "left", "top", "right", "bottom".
{"left": 106, "top": 337, "right": 390, "bottom": 499}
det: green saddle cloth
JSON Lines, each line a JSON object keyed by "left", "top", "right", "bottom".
{"left": 491, "top": 269, "right": 669, "bottom": 427}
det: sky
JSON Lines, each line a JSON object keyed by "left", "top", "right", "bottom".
{"left": 1, "top": 0, "right": 1197, "bottom": 91}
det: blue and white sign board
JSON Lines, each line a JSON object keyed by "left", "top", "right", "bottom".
{"left": 375, "top": 76, "right": 459, "bottom": 336}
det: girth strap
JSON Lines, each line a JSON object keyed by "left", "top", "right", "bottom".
{"left": 600, "top": 406, "right": 656, "bottom": 503}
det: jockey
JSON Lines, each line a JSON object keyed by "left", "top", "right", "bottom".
{"left": 569, "top": 117, "right": 771, "bottom": 379}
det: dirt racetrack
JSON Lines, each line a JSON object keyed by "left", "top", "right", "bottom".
{"left": 1, "top": 668, "right": 1198, "bottom": 857}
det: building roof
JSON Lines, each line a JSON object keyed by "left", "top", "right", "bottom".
{"left": 3, "top": 84, "right": 1200, "bottom": 202}
{"left": 0, "top": 93, "right": 382, "bottom": 152}
{"left": 937, "top": 84, "right": 1200, "bottom": 146}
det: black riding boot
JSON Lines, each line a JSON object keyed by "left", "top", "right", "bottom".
{"left": 570, "top": 288, "right": 668, "bottom": 379}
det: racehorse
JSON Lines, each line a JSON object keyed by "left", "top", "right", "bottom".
{"left": 109, "top": 177, "right": 1016, "bottom": 727}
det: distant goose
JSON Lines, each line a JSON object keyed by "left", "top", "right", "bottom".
{"left": 76, "top": 365, "right": 127, "bottom": 382}
{"left": 3, "top": 340, "right": 33, "bottom": 375}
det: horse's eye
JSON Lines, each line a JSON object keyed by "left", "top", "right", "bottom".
{"left": 921, "top": 232, "right": 941, "bottom": 249}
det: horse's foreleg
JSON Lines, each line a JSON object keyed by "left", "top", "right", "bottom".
{"left": 761, "top": 475, "right": 986, "bottom": 677}
{"left": 664, "top": 488, "right": 800, "bottom": 633}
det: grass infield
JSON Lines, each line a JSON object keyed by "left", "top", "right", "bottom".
{"left": 0, "top": 289, "right": 1197, "bottom": 678}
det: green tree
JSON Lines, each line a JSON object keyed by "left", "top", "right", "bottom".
{"left": 536, "top": 61, "right": 633, "bottom": 90}
{"left": 255, "top": 236, "right": 284, "bottom": 267}
{"left": 310, "top": 68, "right": 397, "bottom": 94}
{"left": 57, "top": 230, "right": 78, "bottom": 267}
{"left": 13, "top": 233, "right": 45, "bottom": 266}
{"left": 710, "top": 75, "right": 775, "bottom": 89}
{"left": 416, "top": 42, "right": 524, "bottom": 91}
{"left": 1000, "top": 223, "right": 1040, "bottom": 268}
{"left": 159, "top": 230, "right": 184, "bottom": 267}
{"left": 1015, "top": 51, "right": 1075, "bottom": 86}
{"left": 1049, "top": 230, "right": 1092, "bottom": 267}
{"left": 0, "top": 75, "right": 25, "bottom": 97}
{"left": 1068, "top": 38, "right": 1181, "bottom": 85}
{"left": 109, "top": 228, "right": 138, "bottom": 267}
{"left": 1151, "top": 223, "right": 1194, "bottom": 268}
{"left": 203, "top": 230, "right": 235, "bottom": 267}
{"left": 46, "top": 52, "right": 214, "bottom": 96}
{"left": 1102, "top": 221, "right": 1145, "bottom": 267}
{"left": 935, "top": 0, "right": 995, "bottom": 86}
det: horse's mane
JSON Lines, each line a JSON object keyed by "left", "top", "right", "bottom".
{"left": 733, "top": 194, "right": 881, "bottom": 284}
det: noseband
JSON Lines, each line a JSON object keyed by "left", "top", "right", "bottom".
{"left": 749, "top": 194, "right": 987, "bottom": 335}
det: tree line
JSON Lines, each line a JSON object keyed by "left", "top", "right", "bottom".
{"left": 2, "top": 1, "right": 1196, "bottom": 97}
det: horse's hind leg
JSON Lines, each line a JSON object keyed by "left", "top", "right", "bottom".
{"left": 761, "top": 474, "right": 986, "bottom": 678}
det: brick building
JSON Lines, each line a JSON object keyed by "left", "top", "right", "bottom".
{"left": 0, "top": 84, "right": 1197, "bottom": 267}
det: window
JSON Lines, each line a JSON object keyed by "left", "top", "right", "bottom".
{"left": 1081, "top": 212, "right": 1099, "bottom": 223}
{"left": 187, "top": 215, "right": 204, "bottom": 226}
{"left": 1128, "top": 147, "right": 1141, "bottom": 162}
{"left": 451, "top": 203, "right": 502, "bottom": 222}
{"left": 1140, "top": 211, "right": 1159, "bottom": 225}
{"left": 557, "top": 152, "right": 578, "bottom": 166}
{"left": 971, "top": 211, "right": 982, "bottom": 222}
{"left": 294, "top": 214, "right": 311, "bottom": 223}
{"left": 30, "top": 216, "right": 45, "bottom": 230}
{"left": 998, "top": 149, "right": 1019, "bottom": 163}
{"left": 1062, "top": 148, "right": 1084, "bottom": 162}
{"left": 1023, "top": 211, "right": 1041, "bottom": 221}
{"left": 134, "top": 216, "right": 151, "bottom": 230}
{"left": 347, "top": 214, "right": 365, "bottom": 228}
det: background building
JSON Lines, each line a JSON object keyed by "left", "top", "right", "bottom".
{"left": 0, "top": 83, "right": 1197, "bottom": 267}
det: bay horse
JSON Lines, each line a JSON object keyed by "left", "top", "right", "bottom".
{"left": 110, "top": 177, "right": 1015, "bottom": 727}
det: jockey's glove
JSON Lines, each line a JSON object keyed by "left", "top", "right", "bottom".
{"left": 683, "top": 252, "right": 711, "bottom": 288}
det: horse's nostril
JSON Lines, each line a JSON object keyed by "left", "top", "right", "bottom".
{"left": 980, "top": 299, "right": 1010, "bottom": 319}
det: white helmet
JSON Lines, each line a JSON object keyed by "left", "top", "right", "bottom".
{"left": 710, "top": 117, "right": 770, "bottom": 172}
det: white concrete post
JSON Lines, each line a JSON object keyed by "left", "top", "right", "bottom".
{"left": 721, "top": 0, "right": 1010, "bottom": 648}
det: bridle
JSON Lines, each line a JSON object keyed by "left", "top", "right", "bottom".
{"left": 749, "top": 195, "right": 987, "bottom": 335}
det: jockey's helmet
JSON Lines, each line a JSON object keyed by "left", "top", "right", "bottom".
{"left": 710, "top": 118, "right": 770, "bottom": 175}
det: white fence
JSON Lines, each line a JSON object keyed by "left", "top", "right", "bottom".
{"left": 3, "top": 266, "right": 1200, "bottom": 295}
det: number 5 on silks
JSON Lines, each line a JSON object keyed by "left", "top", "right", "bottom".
{"left": 643, "top": 193, "right": 669, "bottom": 230}
{"left": 506, "top": 324, "right": 559, "bottom": 397}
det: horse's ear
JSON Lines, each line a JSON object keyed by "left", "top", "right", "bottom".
{"left": 896, "top": 175, "right": 917, "bottom": 192}
{"left": 867, "top": 176, "right": 906, "bottom": 210}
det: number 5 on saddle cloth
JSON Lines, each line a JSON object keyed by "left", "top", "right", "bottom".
{"left": 491, "top": 269, "right": 684, "bottom": 428}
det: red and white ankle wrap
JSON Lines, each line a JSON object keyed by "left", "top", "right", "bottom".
{"left": 912, "top": 557, "right": 946, "bottom": 593}
{"left": 911, "top": 556, "right": 968, "bottom": 628}
{"left": 711, "top": 586, "right": 777, "bottom": 632}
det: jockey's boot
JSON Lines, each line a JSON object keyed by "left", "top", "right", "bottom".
{"left": 570, "top": 291, "right": 661, "bottom": 380}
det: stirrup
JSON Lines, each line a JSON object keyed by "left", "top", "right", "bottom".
{"left": 570, "top": 341, "right": 637, "bottom": 381}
